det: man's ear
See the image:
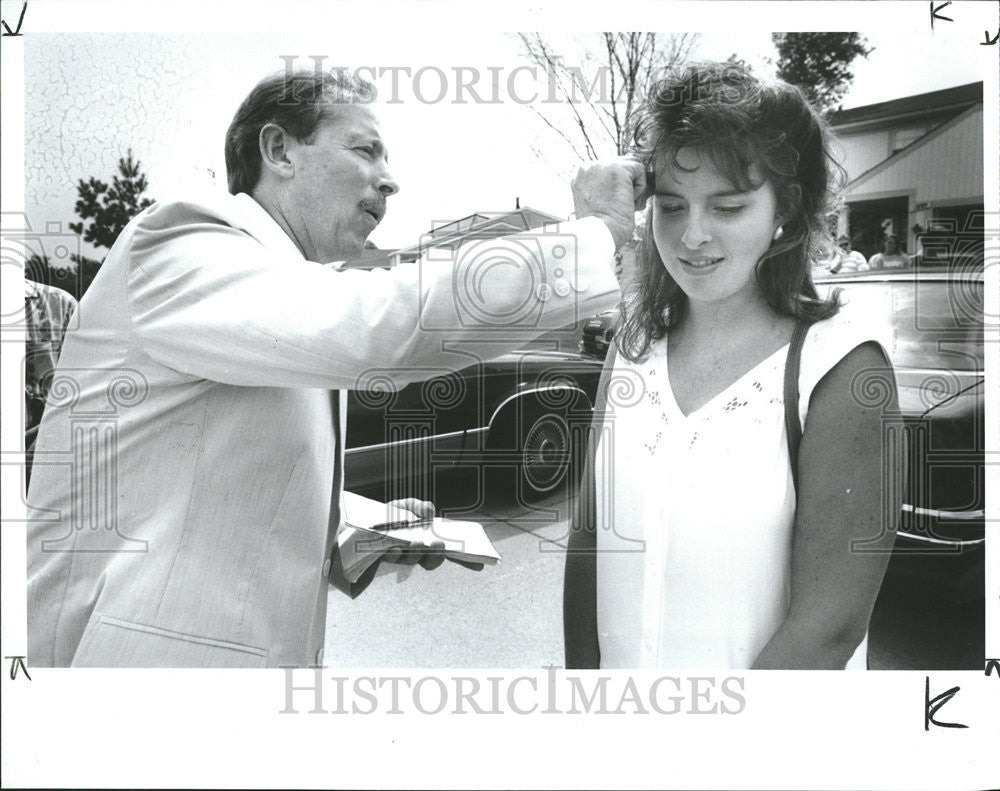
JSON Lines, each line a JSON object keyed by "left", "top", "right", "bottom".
{"left": 258, "top": 123, "right": 296, "bottom": 180}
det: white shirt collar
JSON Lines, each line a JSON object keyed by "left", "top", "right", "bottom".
{"left": 230, "top": 192, "right": 306, "bottom": 263}
{"left": 230, "top": 193, "right": 347, "bottom": 271}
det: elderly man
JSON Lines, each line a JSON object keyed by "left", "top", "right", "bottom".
{"left": 26, "top": 69, "right": 641, "bottom": 667}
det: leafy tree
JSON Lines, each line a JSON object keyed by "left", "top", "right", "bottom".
{"left": 516, "top": 32, "right": 699, "bottom": 163}
{"left": 69, "top": 149, "right": 154, "bottom": 249}
{"left": 37, "top": 149, "right": 156, "bottom": 298}
{"left": 771, "top": 33, "right": 874, "bottom": 115}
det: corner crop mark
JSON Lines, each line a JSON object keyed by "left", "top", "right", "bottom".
{"left": 0, "top": 1, "right": 27, "bottom": 36}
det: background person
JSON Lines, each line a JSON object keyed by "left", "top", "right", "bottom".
{"left": 827, "top": 234, "right": 867, "bottom": 274}
{"left": 868, "top": 234, "right": 911, "bottom": 269}
{"left": 564, "top": 62, "right": 902, "bottom": 670}
{"left": 23, "top": 278, "right": 77, "bottom": 488}
{"left": 26, "top": 69, "right": 645, "bottom": 668}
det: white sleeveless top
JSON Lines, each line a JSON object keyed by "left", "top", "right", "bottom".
{"left": 595, "top": 307, "right": 887, "bottom": 669}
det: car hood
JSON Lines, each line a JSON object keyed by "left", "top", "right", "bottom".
{"left": 487, "top": 349, "right": 603, "bottom": 366}
{"left": 895, "top": 368, "right": 984, "bottom": 418}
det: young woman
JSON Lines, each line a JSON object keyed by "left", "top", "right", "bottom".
{"left": 564, "top": 62, "right": 902, "bottom": 670}
{"left": 868, "top": 234, "right": 911, "bottom": 269}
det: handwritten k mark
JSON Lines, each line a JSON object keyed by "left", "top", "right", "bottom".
{"left": 930, "top": 1, "right": 953, "bottom": 28}
{"left": 924, "top": 676, "right": 967, "bottom": 730}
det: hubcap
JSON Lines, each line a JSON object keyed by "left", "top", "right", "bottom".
{"left": 523, "top": 415, "right": 570, "bottom": 492}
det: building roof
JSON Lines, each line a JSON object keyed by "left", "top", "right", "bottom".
{"left": 393, "top": 205, "right": 565, "bottom": 261}
{"left": 426, "top": 206, "right": 564, "bottom": 240}
{"left": 829, "top": 81, "right": 982, "bottom": 131}
{"left": 427, "top": 213, "right": 493, "bottom": 239}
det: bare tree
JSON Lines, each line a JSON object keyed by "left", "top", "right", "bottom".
{"left": 516, "top": 32, "right": 699, "bottom": 163}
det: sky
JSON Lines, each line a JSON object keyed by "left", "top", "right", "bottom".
{"left": 19, "top": 3, "right": 995, "bottom": 258}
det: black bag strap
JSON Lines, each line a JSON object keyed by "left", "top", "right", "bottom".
{"left": 784, "top": 320, "right": 810, "bottom": 494}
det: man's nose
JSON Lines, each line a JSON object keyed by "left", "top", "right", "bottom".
{"left": 681, "top": 211, "right": 711, "bottom": 248}
{"left": 377, "top": 162, "right": 399, "bottom": 197}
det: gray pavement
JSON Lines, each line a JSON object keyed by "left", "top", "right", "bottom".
{"left": 324, "top": 482, "right": 984, "bottom": 670}
{"left": 324, "top": 487, "right": 574, "bottom": 668}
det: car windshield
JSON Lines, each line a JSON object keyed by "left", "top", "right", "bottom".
{"left": 831, "top": 279, "right": 984, "bottom": 372}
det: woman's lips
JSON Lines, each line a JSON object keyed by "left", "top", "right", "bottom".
{"left": 679, "top": 256, "right": 723, "bottom": 274}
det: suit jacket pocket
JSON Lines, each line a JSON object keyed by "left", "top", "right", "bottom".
{"left": 72, "top": 615, "right": 269, "bottom": 668}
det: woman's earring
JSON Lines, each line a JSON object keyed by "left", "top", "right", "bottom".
{"left": 773, "top": 226, "right": 784, "bottom": 241}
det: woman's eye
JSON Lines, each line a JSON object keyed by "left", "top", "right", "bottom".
{"left": 356, "top": 146, "right": 375, "bottom": 157}
{"left": 657, "top": 203, "right": 684, "bottom": 215}
{"left": 715, "top": 205, "right": 745, "bottom": 215}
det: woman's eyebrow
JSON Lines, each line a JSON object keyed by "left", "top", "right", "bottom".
{"left": 654, "top": 188, "right": 751, "bottom": 198}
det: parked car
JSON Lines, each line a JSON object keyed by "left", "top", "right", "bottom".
{"left": 818, "top": 269, "right": 985, "bottom": 600}
{"left": 579, "top": 269, "right": 985, "bottom": 599}
{"left": 344, "top": 320, "right": 604, "bottom": 504}
{"left": 580, "top": 307, "right": 618, "bottom": 357}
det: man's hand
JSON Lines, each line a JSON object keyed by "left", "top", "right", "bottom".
{"left": 382, "top": 498, "right": 442, "bottom": 570}
{"left": 382, "top": 498, "right": 483, "bottom": 571}
{"left": 571, "top": 158, "right": 648, "bottom": 251}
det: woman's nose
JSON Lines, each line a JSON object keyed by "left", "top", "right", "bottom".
{"left": 681, "top": 212, "right": 712, "bottom": 248}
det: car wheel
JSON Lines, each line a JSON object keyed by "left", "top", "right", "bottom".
{"left": 519, "top": 412, "right": 572, "bottom": 498}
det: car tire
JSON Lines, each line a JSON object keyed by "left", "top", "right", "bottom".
{"left": 484, "top": 395, "right": 591, "bottom": 506}
{"left": 518, "top": 411, "right": 573, "bottom": 499}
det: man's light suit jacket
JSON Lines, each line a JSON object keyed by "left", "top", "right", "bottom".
{"left": 26, "top": 190, "right": 619, "bottom": 667}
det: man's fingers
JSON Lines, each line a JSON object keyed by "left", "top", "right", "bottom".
{"left": 384, "top": 540, "right": 448, "bottom": 569}
{"left": 615, "top": 156, "right": 652, "bottom": 208}
{"left": 571, "top": 157, "right": 646, "bottom": 250}
{"left": 382, "top": 546, "right": 409, "bottom": 565}
{"left": 385, "top": 546, "right": 423, "bottom": 565}
{"left": 417, "top": 540, "right": 446, "bottom": 570}
{"left": 384, "top": 546, "right": 483, "bottom": 571}
{"left": 617, "top": 156, "right": 646, "bottom": 181}
{"left": 387, "top": 497, "right": 436, "bottom": 521}
{"left": 418, "top": 550, "right": 446, "bottom": 571}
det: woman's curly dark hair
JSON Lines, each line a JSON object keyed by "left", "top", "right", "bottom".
{"left": 617, "top": 61, "right": 844, "bottom": 362}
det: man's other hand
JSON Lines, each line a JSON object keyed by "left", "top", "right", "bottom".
{"left": 382, "top": 498, "right": 483, "bottom": 571}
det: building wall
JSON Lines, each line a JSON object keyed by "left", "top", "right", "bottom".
{"left": 832, "top": 119, "right": 950, "bottom": 183}
{"left": 848, "top": 107, "right": 983, "bottom": 206}
{"left": 839, "top": 106, "right": 983, "bottom": 257}
{"left": 830, "top": 91, "right": 977, "bottom": 174}
{"left": 832, "top": 129, "right": 893, "bottom": 179}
